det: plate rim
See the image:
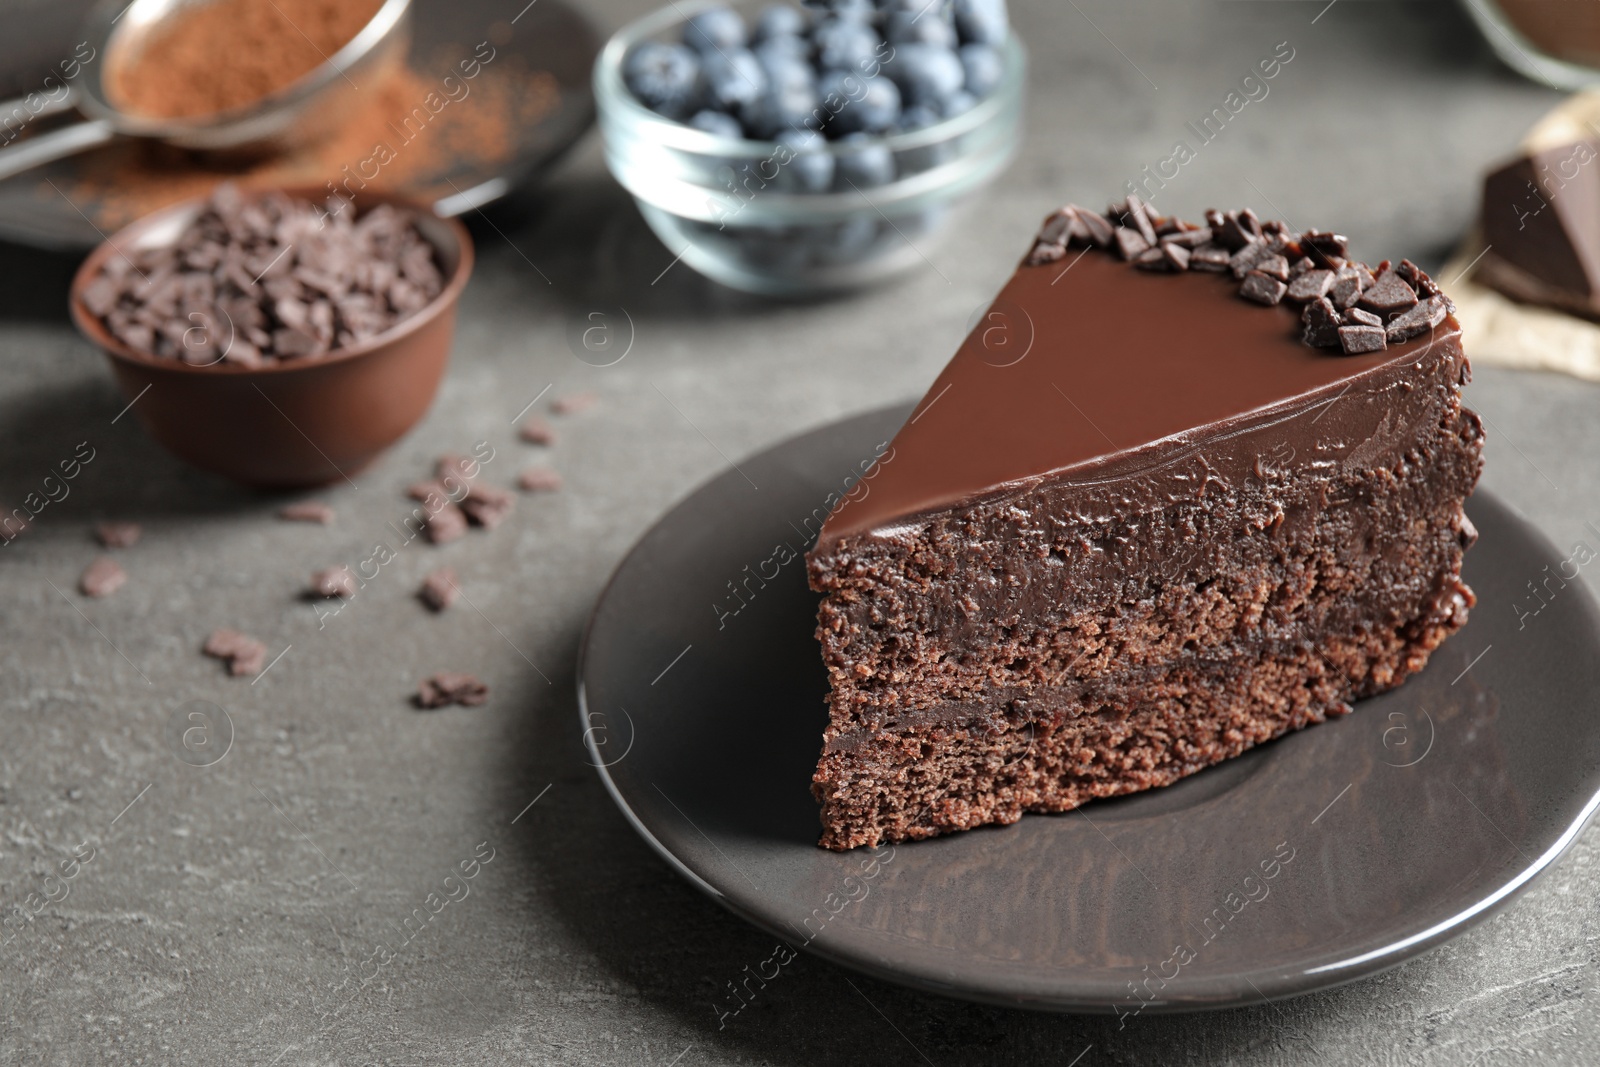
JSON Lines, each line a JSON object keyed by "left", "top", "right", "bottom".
{"left": 578, "top": 402, "right": 1600, "bottom": 1013}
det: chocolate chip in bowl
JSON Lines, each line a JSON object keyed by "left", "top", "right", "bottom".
{"left": 69, "top": 184, "right": 473, "bottom": 488}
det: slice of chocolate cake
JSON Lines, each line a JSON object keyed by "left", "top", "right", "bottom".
{"left": 807, "top": 202, "right": 1483, "bottom": 850}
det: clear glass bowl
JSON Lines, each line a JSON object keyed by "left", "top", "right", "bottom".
{"left": 594, "top": 0, "right": 1026, "bottom": 296}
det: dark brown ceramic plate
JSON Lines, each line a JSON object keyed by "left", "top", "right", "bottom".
{"left": 579, "top": 402, "right": 1600, "bottom": 1013}
{"left": 0, "top": 0, "right": 598, "bottom": 249}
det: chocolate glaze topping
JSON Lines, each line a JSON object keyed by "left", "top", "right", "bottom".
{"left": 818, "top": 203, "right": 1463, "bottom": 547}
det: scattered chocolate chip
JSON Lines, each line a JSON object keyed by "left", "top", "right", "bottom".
{"left": 94, "top": 521, "right": 142, "bottom": 548}
{"left": 418, "top": 566, "right": 459, "bottom": 612}
{"left": 1302, "top": 297, "right": 1342, "bottom": 347}
{"left": 1190, "top": 244, "right": 1231, "bottom": 272}
{"left": 415, "top": 672, "right": 489, "bottom": 709}
{"left": 436, "top": 453, "right": 481, "bottom": 485}
{"left": 517, "top": 466, "right": 563, "bottom": 492}
{"left": 278, "top": 501, "right": 334, "bottom": 524}
{"left": 1256, "top": 254, "right": 1291, "bottom": 282}
{"left": 1386, "top": 294, "right": 1452, "bottom": 342}
{"left": 1337, "top": 324, "right": 1387, "bottom": 354}
{"left": 309, "top": 566, "right": 357, "bottom": 598}
{"left": 204, "top": 627, "right": 268, "bottom": 677}
{"left": 552, "top": 392, "right": 598, "bottom": 416}
{"left": 1286, "top": 270, "right": 1334, "bottom": 302}
{"left": 460, "top": 484, "right": 515, "bottom": 529}
{"left": 1113, "top": 227, "right": 1150, "bottom": 261}
{"left": 1228, "top": 241, "right": 1270, "bottom": 279}
{"left": 1358, "top": 269, "right": 1421, "bottom": 320}
{"left": 519, "top": 416, "right": 556, "bottom": 446}
{"left": 79, "top": 556, "right": 127, "bottom": 598}
{"left": 423, "top": 504, "right": 469, "bottom": 544}
{"left": 1239, "top": 271, "right": 1288, "bottom": 306}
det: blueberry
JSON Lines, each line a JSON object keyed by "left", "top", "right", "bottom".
{"left": 754, "top": 37, "right": 814, "bottom": 88}
{"left": 702, "top": 48, "right": 767, "bottom": 111}
{"left": 689, "top": 109, "right": 746, "bottom": 138}
{"left": 894, "top": 103, "right": 942, "bottom": 131}
{"left": 885, "top": 10, "right": 957, "bottom": 48}
{"left": 958, "top": 42, "right": 1003, "bottom": 96}
{"left": 819, "top": 69, "right": 901, "bottom": 133}
{"left": 835, "top": 132, "right": 896, "bottom": 187}
{"left": 743, "top": 80, "right": 821, "bottom": 138}
{"left": 777, "top": 130, "right": 834, "bottom": 192}
{"left": 812, "top": 17, "right": 881, "bottom": 72}
{"left": 953, "top": 0, "right": 1007, "bottom": 45}
{"left": 884, "top": 42, "right": 965, "bottom": 109}
{"left": 753, "top": 4, "right": 807, "bottom": 41}
{"left": 811, "top": 214, "right": 883, "bottom": 265}
{"left": 882, "top": 0, "right": 948, "bottom": 14}
{"left": 683, "top": 6, "right": 747, "bottom": 54}
{"left": 940, "top": 89, "right": 975, "bottom": 117}
{"left": 805, "top": 0, "right": 874, "bottom": 17}
{"left": 624, "top": 42, "right": 703, "bottom": 118}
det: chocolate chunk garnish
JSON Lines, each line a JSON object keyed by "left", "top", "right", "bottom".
{"left": 1113, "top": 227, "right": 1150, "bottom": 261}
{"left": 1342, "top": 308, "right": 1383, "bottom": 327}
{"left": 1026, "top": 240, "right": 1066, "bottom": 266}
{"left": 1358, "top": 269, "right": 1421, "bottom": 320}
{"left": 1190, "top": 245, "right": 1231, "bottom": 272}
{"left": 518, "top": 466, "right": 564, "bottom": 491}
{"left": 1337, "top": 324, "right": 1387, "bottom": 354}
{"left": 1256, "top": 254, "right": 1290, "bottom": 282}
{"left": 1303, "top": 231, "right": 1349, "bottom": 262}
{"left": 1239, "top": 271, "right": 1288, "bottom": 306}
{"left": 1287, "top": 270, "right": 1334, "bottom": 302}
{"left": 278, "top": 501, "right": 334, "bottom": 524}
{"left": 1215, "top": 209, "right": 1263, "bottom": 251}
{"left": 1385, "top": 294, "right": 1452, "bottom": 342}
{"left": 1330, "top": 272, "right": 1364, "bottom": 309}
{"left": 1302, "top": 297, "right": 1342, "bottom": 347}
{"left": 1037, "top": 208, "right": 1077, "bottom": 246}
{"left": 1124, "top": 195, "right": 1158, "bottom": 245}
{"left": 95, "top": 521, "right": 142, "bottom": 548}
{"left": 1076, "top": 209, "right": 1115, "bottom": 248}
{"left": 1160, "top": 227, "right": 1213, "bottom": 250}
{"left": 1395, "top": 259, "right": 1442, "bottom": 298}
{"left": 419, "top": 566, "right": 459, "bottom": 612}
{"left": 80, "top": 556, "right": 127, "bottom": 598}
{"left": 1289, "top": 257, "right": 1315, "bottom": 278}
{"left": 416, "top": 672, "right": 490, "bottom": 709}
{"left": 1228, "top": 241, "right": 1269, "bottom": 279}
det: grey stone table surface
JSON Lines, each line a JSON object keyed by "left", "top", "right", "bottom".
{"left": 1, "top": 0, "right": 1598, "bottom": 1063}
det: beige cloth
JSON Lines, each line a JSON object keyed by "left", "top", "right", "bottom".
{"left": 1448, "top": 90, "right": 1600, "bottom": 380}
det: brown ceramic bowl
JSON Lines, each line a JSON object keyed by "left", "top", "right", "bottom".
{"left": 69, "top": 185, "right": 473, "bottom": 489}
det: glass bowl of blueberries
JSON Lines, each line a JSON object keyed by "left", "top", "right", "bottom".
{"left": 595, "top": 0, "right": 1024, "bottom": 296}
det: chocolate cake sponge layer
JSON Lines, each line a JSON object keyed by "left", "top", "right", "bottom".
{"left": 814, "top": 611, "right": 1468, "bottom": 850}
{"left": 812, "top": 370, "right": 1482, "bottom": 729}
{"left": 808, "top": 337, "right": 1483, "bottom": 849}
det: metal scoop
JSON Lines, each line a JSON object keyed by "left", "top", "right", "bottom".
{"left": 0, "top": 0, "right": 411, "bottom": 183}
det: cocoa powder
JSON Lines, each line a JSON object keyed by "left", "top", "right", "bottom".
{"left": 63, "top": 57, "right": 560, "bottom": 229}
{"left": 108, "top": 0, "right": 386, "bottom": 119}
